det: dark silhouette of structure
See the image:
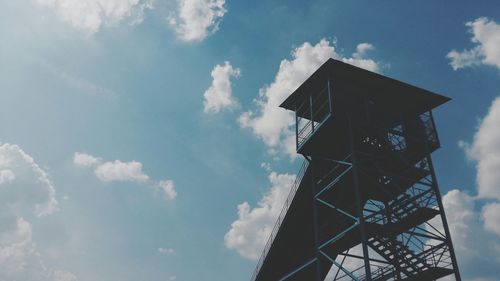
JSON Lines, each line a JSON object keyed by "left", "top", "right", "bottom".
{"left": 250, "top": 59, "right": 461, "bottom": 281}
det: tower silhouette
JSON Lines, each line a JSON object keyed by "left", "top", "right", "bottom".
{"left": 251, "top": 59, "right": 461, "bottom": 281}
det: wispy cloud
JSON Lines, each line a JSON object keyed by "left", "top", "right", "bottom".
{"left": 158, "top": 247, "right": 175, "bottom": 255}
{"left": 38, "top": 59, "right": 117, "bottom": 98}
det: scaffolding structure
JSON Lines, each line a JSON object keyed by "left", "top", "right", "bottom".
{"left": 250, "top": 59, "right": 461, "bottom": 281}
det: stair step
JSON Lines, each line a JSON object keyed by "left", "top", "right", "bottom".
{"left": 368, "top": 236, "right": 430, "bottom": 277}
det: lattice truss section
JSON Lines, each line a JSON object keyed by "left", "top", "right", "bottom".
{"left": 311, "top": 115, "right": 455, "bottom": 281}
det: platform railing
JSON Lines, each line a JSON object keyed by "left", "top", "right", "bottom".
{"left": 296, "top": 84, "right": 332, "bottom": 150}
{"left": 250, "top": 159, "right": 309, "bottom": 281}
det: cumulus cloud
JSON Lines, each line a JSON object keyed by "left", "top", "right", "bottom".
{"left": 239, "top": 39, "right": 380, "bottom": 158}
{"left": 0, "top": 143, "right": 59, "bottom": 217}
{"left": 344, "top": 43, "right": 380, "bottom": 73}
{"left": 0, "top": 143, "right": 77, "bottom": 281}
{"left": 437, "top": 190, "right": 479, "bottom": 256}
{"left": 203, "top": 61, "right": 241, "bottom": 114}
{"left": 460, "top": 97, "right": 500, "bottom": 200}
{"left": 95, "top": 160, "right": 150, "bottom": 183}
{"left": 353, "top": 43, "right": 374, "bottom": 58}
{"left": 73, "top": 152, "right": 176, "bottom": 202}
{"left": 74, "top": 152, "right": 150, "bottom": 183}
{"left": 35, "top": 0, "right": 154, "bottom": 34}
{"left": 167, "top": 0, "right": 226, "bottom": 42}
{"left": 434, "top": 190, "right": 500, "bottom": 280}
{"left": 224, "top": 171, "right": 295, "bottom": 260}
{"left": 73, "top": 152, "right": 101, "bottom": 167}
{"left": 482, "top": 202, "right": 500, "bottom": 236}
{"left": 447, "top": 17, "right": 500, "bottom": 70}
{"left": 445, "top": 95, "right": 500, "bottom": 280}
{"left": 0, "top": 217, "right": 38, "bottom": 276}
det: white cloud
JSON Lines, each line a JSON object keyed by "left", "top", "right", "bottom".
{"left": 224, "top": 171, "right": 295, "bottom": 260}
{"left": 482, "top": 202, "right": 500, "bottom": 236}
{"left": 203, "top": 61, "right": 241, "bottom": 114}
{"left": 460, "top": 97, "right": 500, "bottom": 200}
{"left": 73, "top": 152, "right": 101, "bottom": 167}
{"left": 156, "top": 180, "right": 177, "bottom": 201}
{"left": 95, "top": 160, "right": 150, "bottom": 183}
{"left": 158, "top": 247, "right": 175, "bottom": 254}
{"left": 239, "top": 39, "right": 380, "bottom": 158}
{"left": 167, "top": 0, "right": 226, "bottom": 42}
{"left": 0, "top": 143, "right": 77, "bottom": 281}
{"left": 0, "top": 217, "right": 38, "bottom": 276}
{"left": 449, "top": 95, "right": 500, "bottom": 280}
{"left": 0, "top": 143, "right": 59, "bottom": 217}
{"left": 73, "top": 152, "right": 176, "bottom": 202}
{"left": 35, "top": 0, "right": 154, "bottom": 34}
{"left": 447, "top": 17, "right": 500, "bottom": 70}
{"left": 353, "top": 43, "right": 374, "bottom": 58}
{"left": 347, "top": 43, "right": 380, "bottom": 72}
{"left": 74, "top": 152, "right": 150, "bottom": 183}
{"left": 447, "top": 47, "right": 483, "bottom": 70}
{"left": 437, "top": 190, "right": 478, "bottom": 256}
{"left": 433, "top": 190, "right": 500, "bottom": 280}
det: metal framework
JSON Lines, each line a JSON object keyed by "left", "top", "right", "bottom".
{"left": 250, "top": 59, "right": 461, "bottom": 281}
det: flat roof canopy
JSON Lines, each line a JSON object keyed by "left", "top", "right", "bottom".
{"left": 280, "top": 59, "right": 450, "bottom": 118}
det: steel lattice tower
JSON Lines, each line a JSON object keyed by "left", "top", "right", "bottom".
{"left": 250, "top": 59, "right": 461, "bottom": 281}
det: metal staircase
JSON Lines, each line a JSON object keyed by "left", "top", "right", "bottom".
{"left": 368, "top": 236, "right": 429, "bottom": 278}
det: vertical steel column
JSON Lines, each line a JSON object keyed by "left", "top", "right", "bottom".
{"left": 310, "top": 95, "right": 315, "bottom": 132}
{"left": 426, "top": 154, "right": 462, "bottom": 281}
{"left": 385, "top": 203, "right": 401, "bottom": 280}
{"left": 310, "top": 158, "right": 323, "bottom": 281}
{"left": 348, "top": 117, "right": 372, "bottom": 281}
{"left": 295, "top": 106, "right": 299, "bottom": 150}
{"left": 328, "top": 80, "right": 332, "bottom": 114}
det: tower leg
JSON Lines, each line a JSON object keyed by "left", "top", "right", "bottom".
{"left": 348, "top": 117, "right": 372, "bottom": 281}
{"left": 310, "top": 158, "right": 323, "bottom": 281}
{"left": 426, "top": 155, "right": 462, "bottom": 281}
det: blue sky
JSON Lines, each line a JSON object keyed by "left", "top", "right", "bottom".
{"left": 0, "top": 1, "right": 499, "bottom": 281}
